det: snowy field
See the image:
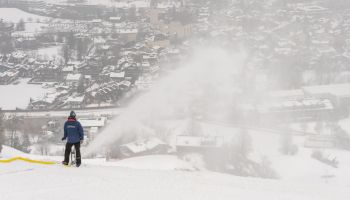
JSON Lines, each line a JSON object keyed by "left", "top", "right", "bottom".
{"left": 0, "top": 8, "right": 50, "bottom": 33}
{"left": 1, "top": 146, "right": 350, "bottom": 200}
{"left": 0, "top": 79, "right": 49, "bottom": 110}
{"left": 26, "top": 45, "right": 63, "bottom": 60}
{"left": 0, "top": 8, "right": 50, "bottom": 23}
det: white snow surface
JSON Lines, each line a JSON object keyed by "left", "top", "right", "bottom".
{"left": 0, "top": 8, "right": 50, "bottom": 23}
{"left": 0, "top": 79, "right": 49, "bottom": 110}
{"left": 1, "top": 146, "right": 350, "bottom": 200}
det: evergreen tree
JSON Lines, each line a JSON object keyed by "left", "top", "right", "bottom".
{"left": 12, "top": 136, "right": 21, "bottom": 151}
{"left": 128, "top": 7, "right": 137, "bottom": 22}
{"left": 61, "top": 44, "right": 70, "bottom": 65}
{"left": 76, "top": 38, "right": 85, "bottom": 61}
{"left": 16, "top": 19, "right": 25, "bottom": 31}
{"left": 21, "top": 134, "right": 31, "bottom": 153}
{"left": 0, "top": 34, "right": 14, "bottom": 55}
{"left": 77, "top": 80, "right": 85, "bottom": 94}
{"left": 5, "top": 114, "right": 23, "bottom": 150}
{"left": 67, "top": 31, "right": 76, "bottom": 50}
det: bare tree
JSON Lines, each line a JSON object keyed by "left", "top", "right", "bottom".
{"left": 5, "top": 114, "right": 21, "bottom": 148}
{"left": 61, "top": 44, "right": 71, "bottom": 65}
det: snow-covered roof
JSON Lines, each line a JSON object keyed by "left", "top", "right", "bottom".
{"left": 141, "top": 61, "right": 151, "bottom": 67}
{"left": 11, "top": 51, "right": 27, "bottom": 59}
{"left": 79, "top": 117, "right": 107, "bottom": 127}
{"left": 66, "top": 95, "right": 85, "bottom": 103}
{"left": 66, "top": 73, "right": 82, "bottom": 81}
{"left": 303, "top": 84, "right": 350, "bottom": 97}
{"left": 0, "top": 69, "right": 19, "bottom": 77}
{"left": 110, "top": 71, "right": 125, "bottom": 78}
{"left": 62, "top": 66, "right": 74, "bottom": 72}
{"left": 120, "top": 80, "right": 131, "bottom": 87}
{"left": 259, "top": 98, "right": 333, "bottom": 113}
{"left": 109, "top": 16, "right": 121, "bottom": 21}
{"left": 121, "top": 138, "right": 166, "bottom": 154}
{"left": 176, "top": 136, "right": 224, "bottom": 148}
{"left": 269, "top": 89, "right": 304, "bottom": 99}
{"left": 115, "top": 28, "right": 138, "bottom": 34}
{"left": 91, "top": 19, "right": 102, "bottom": 23}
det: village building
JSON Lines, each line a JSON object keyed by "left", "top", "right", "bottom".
{"left": 78, "top": 117, "right": 107, "bottom": 140}
{"left": 115, "top": 28, "right": 138, "bottom": 43}
{"left": 0, "top": 68, "right": 19, "bottom": 84}
{"left": 61, "top": 65, "right": 75, "bottom": 77}
{"left": 77, "top": 59, "right": 103, "bottom": 77}
{"left": 29, "top": 88, "right": 68, "bottom": 110}
{"left": 109, "top": 71, "right": 125, "bottom": 82}
{"left": 175, "top": 135, "right": 225, "bottom": 167}
{"left": 119, "top": 138, "right": 169, "bottom": 158}
{"left": 65, "top": 73, "right": 83, "bottom": 86}
{"left": 33, "top": 64, "right": 61, "bottom": 82}
{"left": 161, "top": 21, "right": 193, "bottom": 40}
{"left": 146, "top": 34, "right": 171, "bottom": 48}
{"left": 66, "top": 95, "right": 85, "bottom": 108}
{"left": 29, "top": 99, "right": 52, "bottom": 110}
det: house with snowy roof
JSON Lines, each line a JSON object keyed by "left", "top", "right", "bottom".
{"left": 115, "top": 28, "right": 138, "bottom": 42}
{"left": 175, "top": 135, "right": 225, "bottom": 164}
{"left": 77, "top": 58, "right": 103, "bottom": 77}
{"left": 119, "top": 138, "right": 169, "bottom": 158}
{"left": 65, "top": 73, "right": 83, "bottom": 86}
{"left": 110, "top": 71, "right": 125, "bottom": 82}
{"left": 79, "top": 117, "right": 107, "bottom": 128}
{"left": 68, "top": 117, "right": 107, "bottom": 141}
{"left": 146, "top": 34, "right": 171, "bottom": 48}
{"left": 0, "top": 68, "right": 19, "bottom": 85}
{"left": 33, "top": 63, "right": 61, "bottom": 82}
{"left": 66, "top": 95, "right": 85, "bottom": 108}
{"left": 303, "top": 83, "right": 350, "bottom": 109}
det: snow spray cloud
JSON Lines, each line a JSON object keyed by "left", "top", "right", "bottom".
{"left": 85, "top": 45, "right": 247, "bottom": 155}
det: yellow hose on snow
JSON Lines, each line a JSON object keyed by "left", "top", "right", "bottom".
{"left": 0, "top": 157, "right": 56, "bottom": 165}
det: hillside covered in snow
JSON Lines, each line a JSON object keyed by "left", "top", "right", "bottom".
{"left": 1, "top": 145, "right": 350, "bottom": 200}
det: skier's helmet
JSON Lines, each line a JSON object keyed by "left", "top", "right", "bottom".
{"left": 69, "top": 110, "right": 76, "bottom": 118}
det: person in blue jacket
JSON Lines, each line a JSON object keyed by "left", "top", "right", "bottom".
{"left": 62, "top": 111, "right": 84, "bottom": 167}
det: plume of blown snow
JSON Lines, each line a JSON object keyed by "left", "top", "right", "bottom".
{"left": 85, "top": 46, "right": 246, "bottom": 155}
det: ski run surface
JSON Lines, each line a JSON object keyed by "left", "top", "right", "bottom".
{"left": 1, "top": 146, "right": 350, "bottom": 200}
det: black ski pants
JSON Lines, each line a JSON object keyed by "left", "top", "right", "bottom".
{"left": 64, "top": 142, "right": 81, "bottom": 165}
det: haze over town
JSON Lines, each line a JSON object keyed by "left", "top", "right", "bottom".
{"left": 1, "top": 0, "right": 350, "bottom": 200}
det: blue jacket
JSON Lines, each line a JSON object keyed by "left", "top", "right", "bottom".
{"left": 63, "top": 118, "right": 84, "bottom": 144}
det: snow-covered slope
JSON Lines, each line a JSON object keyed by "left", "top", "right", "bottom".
{"left": 1, "top": 146, "right": 350, "bottom": 200}
{"left": 85, "top": 155, "right": 195, "bottom": 171}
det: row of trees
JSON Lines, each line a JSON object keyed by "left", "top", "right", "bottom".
{"left": 1, "top": 115, "right": 31, "bottom": 153}
{"left": 0, "top": 113, "right": 64, "bottom": 155}
{"left": 61, "top": 32, "right": 92, "bottom": 64}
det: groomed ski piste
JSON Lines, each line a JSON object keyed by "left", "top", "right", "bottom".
{"left": 1, "top": 144, "right": 350, "bottom": 200}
